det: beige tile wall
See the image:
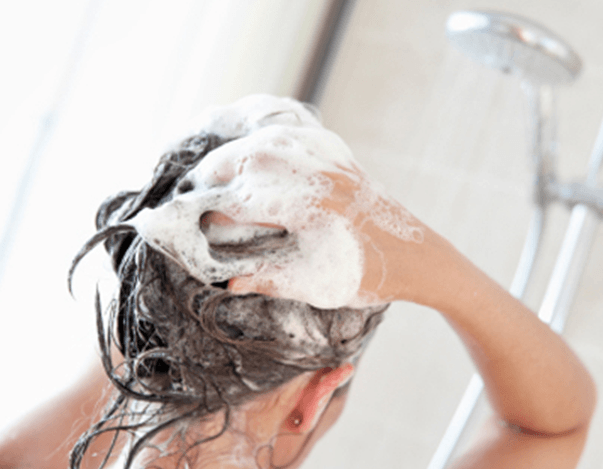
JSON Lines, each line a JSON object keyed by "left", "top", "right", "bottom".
{"left": 304, "top": 1, "right": 603, "bottom": 468}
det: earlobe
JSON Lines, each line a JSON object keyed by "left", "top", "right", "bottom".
{"left": 284, "top": 363, "right": 354, "bottom": 433}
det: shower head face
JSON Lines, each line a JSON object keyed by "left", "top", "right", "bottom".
{"left": 446, "top": 11, "right": 582, "bottom": 85}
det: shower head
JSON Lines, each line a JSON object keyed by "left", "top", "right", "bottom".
{"left": 446, "top": 11, "right": 581, "bottom": 85}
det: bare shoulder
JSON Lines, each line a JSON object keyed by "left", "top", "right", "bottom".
{"left": 0, "top": 361, "right": 113, "bottom": 469}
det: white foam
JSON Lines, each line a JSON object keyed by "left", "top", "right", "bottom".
{"left": 184, "top": 94, "right": 323, "bottom": 140}
{"left": 130, "top": 95, "right": 421, "bottom": 309}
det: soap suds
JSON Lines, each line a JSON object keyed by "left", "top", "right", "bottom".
{"left": 130, "top": 95, "right": 422, "bottom": 309}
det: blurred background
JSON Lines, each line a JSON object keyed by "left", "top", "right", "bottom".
{"left": 1, "top": 1, "right": 602, "bottom": 468}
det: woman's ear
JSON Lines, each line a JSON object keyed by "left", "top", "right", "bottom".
{"left": 282, "top": 363, "right": 355, "bottom": 434}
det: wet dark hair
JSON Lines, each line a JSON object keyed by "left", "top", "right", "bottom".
{"left": 68, "top": 131, "right": 387, "bottom": 469}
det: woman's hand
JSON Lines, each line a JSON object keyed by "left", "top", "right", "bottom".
{"left": 222, "top": 161, "right": 475, "bottom": 312}
{"left": 211, "top": 161, "right": 449, "bottom": 308}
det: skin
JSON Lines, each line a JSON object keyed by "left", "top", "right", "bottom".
{"left": 0, "top": 165, "right": 597, "bottom": 468}
{"left": 0, "top": 362, "right": 122, "bottom": 469}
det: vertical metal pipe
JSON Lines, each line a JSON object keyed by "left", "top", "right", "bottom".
{"left": 539, "top": 117, "right": 603, "bottom": 332}
{"left": 509, "top": 208, "right": 547, "bottom": 298}
{"left": 522, "top": 82, "right": 557, "bottom": 206}
{"left": 540, "top": 205, "right": 598, "bottom": 333}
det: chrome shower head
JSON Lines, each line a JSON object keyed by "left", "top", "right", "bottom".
{"left": 446, "top": 11, "right": 581, "bottom": 85}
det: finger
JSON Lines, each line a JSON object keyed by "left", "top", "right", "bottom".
{"left": 202, "top": 211, "right": 287, "bottom": 231}
{"left": 228, "top": 276, "right": 277, "bottom": 297}
{"left": 201, "top": 211, "right": 236, "bottom": 228}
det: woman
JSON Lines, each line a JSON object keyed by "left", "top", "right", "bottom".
{"left": 0, "top": 95, "right": 596, "bottom": 468}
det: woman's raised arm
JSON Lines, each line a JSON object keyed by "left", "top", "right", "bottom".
{"left": 228, "top": 167, "right": 597, "bottom": 468}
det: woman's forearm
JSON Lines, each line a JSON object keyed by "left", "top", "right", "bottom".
{"left": 388, "top": 229, "right": 597, "bottom": 435}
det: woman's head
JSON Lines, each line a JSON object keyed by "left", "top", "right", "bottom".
{"left": 70, "top": 95, "right": 388, "bottom": 468}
